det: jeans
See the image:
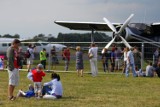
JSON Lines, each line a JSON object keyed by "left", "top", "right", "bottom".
{"left": 65, "top": 59, "right": 69, "bottom": 71}
{"left": 125, "top": 63, "right": 137, "bottom": 77}
{"left": 102, "top": 62, "right": 108, "bottom": 72}
{"left": 42, "top": 86, "right": 52, "bottom": 95}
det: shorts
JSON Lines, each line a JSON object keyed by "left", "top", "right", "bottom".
{"left": 8, "top": 68, "right": 19, "bottom": 86}
{"left": 27, "top": 58, "right": 33, "bottom": 65}
{"left": 34, "top": 82, "right": 42, "bottom": 93}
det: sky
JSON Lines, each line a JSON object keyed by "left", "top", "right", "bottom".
{"left": 0, "top": 0, "right": 160, "bottom": 38}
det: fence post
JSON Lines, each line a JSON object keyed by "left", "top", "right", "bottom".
{"left": 141, "top": 43, "right": 144, "bottom": 70}
{"left": 48, "top": 43, "right": 51, "bottom": 71}
{"left": 153, "top": 55, "right": 155, "bottom": 64}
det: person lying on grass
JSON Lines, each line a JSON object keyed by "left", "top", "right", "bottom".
{"left": 17, "top": 84, "right": 35, "bottom": 98}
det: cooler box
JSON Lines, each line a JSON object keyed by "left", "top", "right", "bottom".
{"left": 0, "top": 56, "right": 4, "bottom": 70}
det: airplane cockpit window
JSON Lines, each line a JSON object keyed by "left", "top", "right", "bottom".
{"left": 129, "top": 23, "right": 151, "bottom": 34}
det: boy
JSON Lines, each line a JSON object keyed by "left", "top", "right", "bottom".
{"left": 27, "top": 64, "right": 46, "bottom": 99}
{"left": 17, "top": 84, "right": 35, "bottom": 98}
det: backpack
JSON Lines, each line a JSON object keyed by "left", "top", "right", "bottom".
{"left": 25, "top": 50, "right": 31, "bottom": 58}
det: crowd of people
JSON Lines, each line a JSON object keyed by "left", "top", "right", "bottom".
{"left": 101, "top": 45, "right": 160, "bottom": 78}
{"left": 6, "top": 39, "right": 160, "bottom": 101}
{"left": 6, "top": 39, "right": 63, "bottom": 101}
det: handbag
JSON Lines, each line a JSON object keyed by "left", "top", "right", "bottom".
{"left": 89, "top": 53, "right": 93, "bottom": 59}
{"left": 89, "top": 49, "right": 94, "bottom": 59}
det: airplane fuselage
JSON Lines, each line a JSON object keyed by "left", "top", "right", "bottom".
{"left": 124, "top": 23, "right": 160, "bottom": 43}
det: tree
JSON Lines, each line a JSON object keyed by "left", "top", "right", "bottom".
{"left": 14, "top": 34, "right": 20, "bottom": 38}
{"left": 37, "top": 34, "right": 45, "bottom": 37}
{"left": 3, "top": 34, "right": 13, "bottom": 38}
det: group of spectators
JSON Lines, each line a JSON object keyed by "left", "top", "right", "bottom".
{"left": 6, "top": 39, "right": 63, "bottom": 101}
{"left": 102, "top": 45, "right": 160, "bottom": 77}
{"left": 6, "top": 39, "right": 160, "bottom": 101}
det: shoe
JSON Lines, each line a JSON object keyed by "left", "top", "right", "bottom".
{"left": 9, "top": 96, "right": 16, "bottom": 101}
{"left": 36, "top": 96, "right": 41, "bottom": 99}
{"left": 17, "top": 90, "right": 21, "bottom": 97}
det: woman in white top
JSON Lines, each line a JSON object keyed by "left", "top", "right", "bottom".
{"left": 43, "top": 72, "right": 63, "bottom": 99}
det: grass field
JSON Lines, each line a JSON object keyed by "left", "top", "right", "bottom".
{"left": 0, "top": 59, "right": 160, "bottom": 107}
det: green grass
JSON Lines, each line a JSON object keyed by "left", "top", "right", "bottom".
{"left": 0, "top": 59, "right": 160, "bottom": 107}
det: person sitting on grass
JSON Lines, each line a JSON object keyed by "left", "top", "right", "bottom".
{"left": 135, "top": 66, "right": 146, "bottom": 77}
{"left": 17, "top": 84, "right": 35, "bottom": 98}
{"left": 42, "top": 72, "right": 63, "bottom": 99}
{"left": 27, "top": 64, "right": 46, "bottom": 99}
{"left": 146, "top": 62, "right": 155, "bottom": 77}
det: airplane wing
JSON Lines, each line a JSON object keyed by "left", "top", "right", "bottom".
{"left": 151, "top": 23, "right": 160, "bottom": 34}
{"left": 54, "top": 21, "right": 121, "bottom": 31}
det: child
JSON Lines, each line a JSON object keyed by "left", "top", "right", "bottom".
{"left": 17, "top": 84, "right": 35, "bottom": 98}
{"left": 27, "top": 64, "right": 46, "bottom": 99}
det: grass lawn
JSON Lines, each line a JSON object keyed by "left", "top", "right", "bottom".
{"left": 0, "top": 59, "right": 160, "bottom": 107}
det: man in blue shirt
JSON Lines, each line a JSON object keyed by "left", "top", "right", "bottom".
{"left": 125, "top": 47, "right": 137, "bottom": 77}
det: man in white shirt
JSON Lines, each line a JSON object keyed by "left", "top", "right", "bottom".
{"left": 88, "top": 43, "right": 98, "bottom": 77}
{"left": 27, "top": 44, "right": 35, "bottom": 72}
{"left": 125, "top": 47, "right": 137, "bottom": 77}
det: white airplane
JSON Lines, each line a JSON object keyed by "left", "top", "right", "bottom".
{"left": 54, "top": 14, "right": 160, "bottom": 49}
{"left": 0, "top": 38, "right": 28, "bottom": 53}
{"left": 40, "top": 43, "right": 66, "bottom": 53}
{"left": 0, "top": 38, "right": 66, "bottom": 54}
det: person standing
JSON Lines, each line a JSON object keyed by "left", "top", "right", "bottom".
{"left": 40, "top": 48, "right": 47, "bottom": 69}
{"left": 7, "top": 39, "right": 21, "bottom": 100}
{"left": 50, "top": 46, "right": 58, "bottom": 69}
{"left": 153, "top": 48, "right": 159, "bottom": 65}
{"left": 75, "top": 46, "right": 84, "bottom": 77}
{"left": 63, "top": 47, "right": 70, "bottom": 71}
{"left": 125, "top": 47, "right": 137, "bottom": 77}
{"left": 27, "top": 64, "right": 46, "bottom": 99}
{"left": 155, "top": 63, "right": 160, "bottom": 77}
{"left": 122, "top": 47, "right": 127, "bottom": 73}
{"left": 110, "top": 48, "right": 115, "bottom": 72}
{"left": 114, "top": 47, "right": 122, "bottom": 71}
{"left": 88, "top": 43, "right": 98, "bottom": 77}
{"left": 133, "top": 46, "right": 141, "bottom": 72}
{"left": 101, "top": 48, "right": 109, "bottom": 73}
{"left": 27, "top": 44, "right": 35, "bottom": 72}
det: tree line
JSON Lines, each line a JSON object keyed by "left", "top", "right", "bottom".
{"left": 1, "top": 32, "right": 111, "bottom": 46}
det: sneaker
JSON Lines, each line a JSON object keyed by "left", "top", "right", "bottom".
{"left": 17, "top": 90, "right": 21, "bottom": 97}
{"left": 9, "top": 96, "right": 16, "bottom": 101}
{"left": 36, "top": 96, "right": 41, "bottom": 99}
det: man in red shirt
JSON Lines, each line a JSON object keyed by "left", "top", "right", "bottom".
{"left": 63, "top": 47, "right": 70, "bottom": 71}
{"left": 7, "top": 39, "right": 21, "bottom": 101}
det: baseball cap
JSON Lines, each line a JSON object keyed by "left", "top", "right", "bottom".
{"left": 37, "top": 64, "right": 43, "bottom": 69}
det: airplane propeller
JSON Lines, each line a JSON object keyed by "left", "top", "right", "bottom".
{"left": 102, "top": 14, "right": 134, "bottom": 53}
